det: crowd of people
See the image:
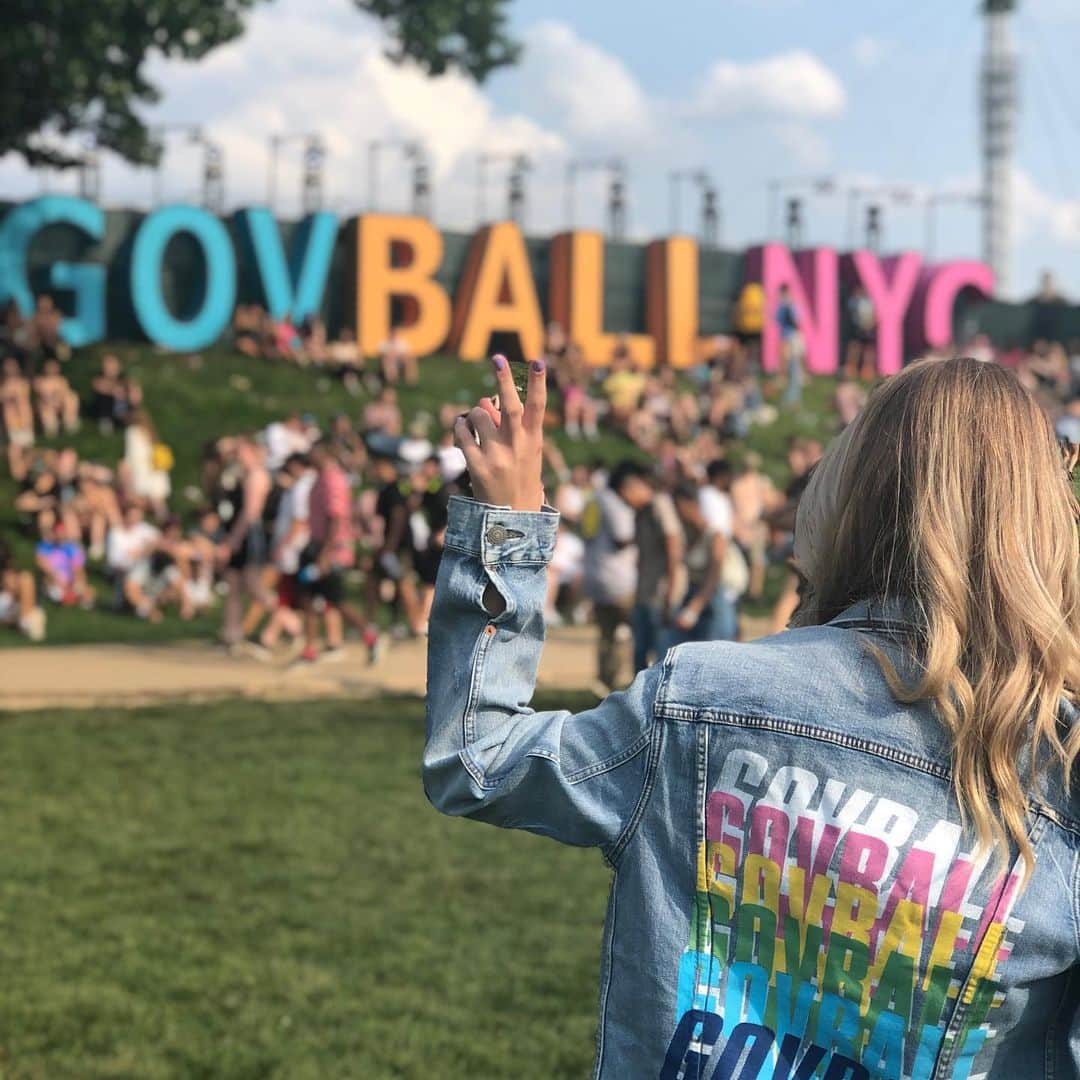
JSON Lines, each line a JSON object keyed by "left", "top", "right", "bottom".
{"left": 4, "top": 286, "right": 1080, "bottom": 687}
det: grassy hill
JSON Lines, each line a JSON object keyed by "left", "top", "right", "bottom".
{"left": 2, "top": 345, "right": 843, "bottom": 646}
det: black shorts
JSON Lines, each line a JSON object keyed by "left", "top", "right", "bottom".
{"left": 412, "top": 548, "right": 441, "bottom": 587}
{"left": 228, "top": 527, "right": 268, "bottom": 571}
{"left": 301, "top": 567, "right": 344, "bottom": 606}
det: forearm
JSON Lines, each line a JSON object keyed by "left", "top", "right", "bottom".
{"left": 425, "top": 496, "right": 558, "bottom": 764}
{"left": 423, "top": 496, "right": 659, "bottom": 850}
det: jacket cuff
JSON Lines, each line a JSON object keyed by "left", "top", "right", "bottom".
{"left": 444, "top": 495, "right": 560, "bottom": 565}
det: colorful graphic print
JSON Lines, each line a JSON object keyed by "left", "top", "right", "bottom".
{"left": 661, "top": 749, "right": 1026, "bottom": 1080}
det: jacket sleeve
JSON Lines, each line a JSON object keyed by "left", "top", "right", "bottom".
{"left": 423, "top": 495, "right": 661, "bottom": 860}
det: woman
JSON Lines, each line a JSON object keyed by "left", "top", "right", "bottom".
{"left": 1, "top": 354, "right": 34, "bottom": 479}
{"left": 122, "top": 410, "right": 171, "bottom": 519}
{"left": 425, "top": 354, "right": 1080, "bottom": 1078}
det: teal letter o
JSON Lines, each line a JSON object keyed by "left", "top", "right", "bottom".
{"left": 131, "top": 205, "right": 236, "bottom": 351}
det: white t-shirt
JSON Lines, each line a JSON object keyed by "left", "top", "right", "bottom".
{"left": 551, "top": 528, "right": 585, "bottom": 587}
{"left": 699, "top": 486, "right": 734, "bottom": 538}
{"left": 264, "top": 422, "right": 311, "bottom": 472}
{"left": 272, "top": 471, "right": 315, "bottom": 574}
{"left": 107, "top": 522, "right": 160, "bottom": 572}
{"left": 438, "top": 445, "right": 467, "bottom": 482}
{"left": 583, "top": 489, "right": 638, "bottom": 605}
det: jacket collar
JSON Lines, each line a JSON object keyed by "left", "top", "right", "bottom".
{"left": 826, "top": 596, "right": 924, "bottom": 637}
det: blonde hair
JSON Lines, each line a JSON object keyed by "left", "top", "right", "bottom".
{"left": 795, "top": 356, "right": 1080, "bottom": 875}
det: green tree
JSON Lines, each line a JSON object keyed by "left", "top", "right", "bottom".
{"left": 0, "top": 0, "right": 263, "bottom": 168}
{"left": 1, "top": 0, "right": 521, "bottom": 171}
{"left": 355, "top": 0, "right": 520, "bottom": 81}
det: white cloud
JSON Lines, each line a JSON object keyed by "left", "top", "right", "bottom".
{"left": 852, "top": 35, "right": 885, "bottom": 69}
{"left": 1014, "top": 169, "right": 1080, "bottom": 245}
{"left": 694, "top": 50, "right": 846, "bottom": 119}
{"left": 518, "top": 21, "right": 653, "bottom": 144}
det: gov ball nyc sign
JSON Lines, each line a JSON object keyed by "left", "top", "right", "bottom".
{"left": 0, "top": 195, "right": 993, "bottom": 374}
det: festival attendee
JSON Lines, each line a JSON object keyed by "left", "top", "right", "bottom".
{"left": 666, "top": 481, "right": 730, "bottom": 646}
{"left": 845, "top": 283, "right": 877, "bottom": 379}
{"left": 232, "top": 304, "right": 263, "bottom": 359}
{"left": 298, "top": 315, "right": 328, "bottom": 365}
{"left": 270, "top": 314, "right": 301, "bottom": 362}
{"left": 732, "top": 280, "right": 764, "bottom": 367}
{"left": 295, "top": 440, "right": 377, "bottom": 664}
{"left": 768, "top": 435, "right": 824, "bottom": 633}
{"left": 1, "top": 354, "right": 34, "bottom": 479}
{"left": 729, "top": 450, "right": 778, "bottom": 600}
{"left": 30, "top": 295, "right": 66, "bottom": 363}
{"left": 556, "top": 342, "right": 599, "bottom": 440}
{"left": 368, "top": 452, "right": 409, "bottom": 629}
{"left": 775, "top": 283, "right": 803, "bottom": 405}
{"left": 544, "top": 519, "right": 586, "bottom": 627}
{"left": 1056, "top": 396, "right": 1080, "bottom": 445}
{"left": 33, "top": 358, "right": 80, "bottom": 436}
{"left": 834, "top": 370, "right": 869, "bottom": 427}
{"left": 106, "top": 502, "right": 164, "bottom": 620}
{"left": 218, "top": 435, "right": 271, "bottom": 649}
{"left": 34, "top": 511, "right": 95, "bottom": 608}
{"left": 122, "top": 410, "right": 171, "bottom": 518}
{"left": 259, "top": 453, "right": 316, "bottom": 654}
{"left": 89, "top": 353, "right": 133, "bottom": 433}
{"left": 581, "top": 460, "right": 652, "bottom": 693}
{"left": 425, "top": 353, "right": 1080, "bottom": 1079}
{"left": 363, "top": 386, "right": 403, "bottom": 452}
{"left": 326, "top": 327, "right": 363, "bottom": 394}
{"left": 264, "top": 412, "right": 311, "bottom": 473}
{"left": 601, "top": 338, "right": 646, "bottom": 430}
{"left": 186, "top": 508, "right": 224, "bottom": 617}
{"left": 378, "top": 325, "right": 418, "bottom": 386}
{"left": 0, "top": 540, "right": 45, "bottom": 641}
{"left": 630, "top": 476, "right": 683, "bottom": 671}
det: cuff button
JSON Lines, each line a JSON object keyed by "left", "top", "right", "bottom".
{"left": 485, "top": 524, "right": 510, "bottom": 543}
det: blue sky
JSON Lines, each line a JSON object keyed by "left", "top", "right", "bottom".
{"left": 3, "top": 0, "right": 1079, "bottom": 298}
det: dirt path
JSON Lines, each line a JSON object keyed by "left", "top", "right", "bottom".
{"left": 0, "top": 617, "right": 773, "bottom": 712}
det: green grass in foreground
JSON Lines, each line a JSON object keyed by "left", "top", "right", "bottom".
{"left": 0, "top": 693, "right": 607, "bottom": 1079}
{"left": 1, "top": 344, "right": 842, "bottom": 645}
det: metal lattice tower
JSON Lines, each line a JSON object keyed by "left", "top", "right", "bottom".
{"left": 981, "top": 0, "right": 1018, "bottom": 294}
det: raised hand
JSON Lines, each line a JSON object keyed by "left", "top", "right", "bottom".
{"left": 455, "top": 354, "right": 547, "bottom": 512}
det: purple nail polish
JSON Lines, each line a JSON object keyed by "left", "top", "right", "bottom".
{"left": 493, "top": 355, "right": 507, "bottom": 370}
{"left": 531, "top": 359, "right": 545, "bottom": 373}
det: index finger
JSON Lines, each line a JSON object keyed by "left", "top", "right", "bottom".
{"left": 524, "top": 358, "right": 547, "bottom": 432}
{"left": 491, "top": 354, "right": 523, "bottom": 427}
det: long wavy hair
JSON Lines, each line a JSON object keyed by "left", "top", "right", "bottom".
{"left": 794, "top": 356, "right": 1080, "bottom": 875}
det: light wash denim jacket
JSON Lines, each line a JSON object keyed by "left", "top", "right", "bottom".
{"left": 424, "top": 496, "right": 1080, "bottom": 1080}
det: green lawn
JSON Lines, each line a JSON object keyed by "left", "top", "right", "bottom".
{"left": 0, "top": 693, "right": 610, "bottom": 1079}
{"left": 2, "top": 344, "right": 843, "bottom": 644}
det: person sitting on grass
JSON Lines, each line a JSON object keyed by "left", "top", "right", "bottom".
{"left": 33, "top": 358, "right": 80, "bottom": 437}
{"left": 34, "top": 510, "right": 95, "bottom": 609}
{"left": 106, "top": 502, "right": 164, "bottom": 621}
{"left": 1, "top": 354, "right": 34, "bottom": 480}
{"left": 326, "top": 327, "right": 364, "bottom": 395}
{"left": 0, "top": 540, "right": 46, "bottom": 641}
{"left": 88, "top": 353, "right": 136, "bottom": 434}
{"left": 378, "top": 324, "right": 418, "bottom": 386}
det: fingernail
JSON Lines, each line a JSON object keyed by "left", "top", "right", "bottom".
{"left": 493, "top": 355, "right": 507, "bottom": 371}
{"left": 531, "top": 359, "right": 545, "bottom": 373}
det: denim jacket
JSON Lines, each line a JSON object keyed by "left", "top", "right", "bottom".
{"left": 424, "top": 496, "right": 1080, "bottom": 1080}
